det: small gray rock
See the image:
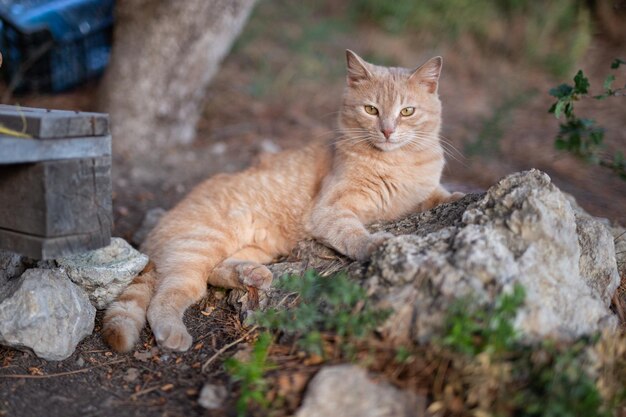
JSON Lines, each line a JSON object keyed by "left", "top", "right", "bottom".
{"left": 0, "top": 268, "right": 95, "bottom": 361}
{"left": 296, "top": 365, "right": 425, "bottom": 417}
{"left": 123, "top": 367, "right": 140, "bottom": 383}
{"left": 198, "top": 383, "right": 228, "bottom": 410}
{"left": 56, "top": 238, "right": 149, "bottom": 309}
{"left": 258, "top": 139, "right": 281, "bottom": 154}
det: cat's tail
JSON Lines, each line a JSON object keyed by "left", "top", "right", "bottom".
{"left": 102, "top": 261, "right": 157, "bottom": 352}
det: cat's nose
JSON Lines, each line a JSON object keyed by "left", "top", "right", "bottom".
{"left": 381, "top": 128, "right": 394, "bottom": 139}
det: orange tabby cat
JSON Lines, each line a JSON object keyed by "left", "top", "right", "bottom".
{"left": 103, "top": 50, "right": 463, "bottom": 352}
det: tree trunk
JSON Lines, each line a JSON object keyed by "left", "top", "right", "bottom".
{"left": 588, "top": 0, "right": 626, "bottom": 44}
{"left": 98, "top": 0, "right": 256, "bottom": 157}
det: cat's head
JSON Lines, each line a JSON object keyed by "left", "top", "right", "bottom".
{"left": 339, "top": 50, "right": 443, "bottom": 152}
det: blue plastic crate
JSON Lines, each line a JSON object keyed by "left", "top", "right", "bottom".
{"left": 0, "top": 0, "right": 114, "bottom": 93}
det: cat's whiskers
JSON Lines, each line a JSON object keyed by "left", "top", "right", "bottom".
{"left": 332, "top": 129, "right": 376, "bottom": 145}
{"left": 408, "top": 132, "right": 462, "bottom": 154}
{"left": 405, "top": 135, "right": 467, "bottom": 166}
{"left": 412, "top": 131, "right": 465, "bottom": 160}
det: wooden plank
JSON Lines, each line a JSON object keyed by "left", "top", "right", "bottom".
{"left": 0, "top": 105, "right": 109, "bottom": 138}
{"left": 0, "top": 163, "right": 46, "bottom": 235}
{"left": 0, "top": 135, "right": 111, "bottom": 164}
{"left": 0, "top": 157, "right": 112, "bottom": 238}
{"left": 45, "top": 157, "right": 113, "bottom": 237}
{"left": 0, "top": 228, "right": 111, "bottom": 260}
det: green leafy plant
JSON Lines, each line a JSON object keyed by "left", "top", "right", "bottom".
{"left": 548, "top": 59, "right": 626, "bottom": 180}
{"left": 443, "top": 283, "right": 526, "bottom": 356}
{"left": 433, "top": 284, "right": 622, "bottom": 417}
{"left": 252, "top": 270, "right": 390, "bottom": 357}
{"left": 225, "top": 332, "right": 274, "bottom": 417}
{"left": 516, "top": 340, "right": 609, "bottom": 417}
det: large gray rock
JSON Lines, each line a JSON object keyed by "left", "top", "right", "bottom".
{"left": 257, "top": 170, "right": 620, "bottom": 346}
{"left": 0, "top": 268, "right": 95, "bottom": 361}
{"left": 369, "top": 170, "right": 619, "bottom": 344}
{"left": 56, "top": 238, "right": 149, "bottom": 309}
{"left": 295, "top": 365, "right": 425, "bottom": 417}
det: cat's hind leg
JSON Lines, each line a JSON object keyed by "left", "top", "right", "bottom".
{"left": 147, "top": 238, "right": 238, "bottom": 351}
{"left": 208, "top": 246, "right": 275, "bottom": 291}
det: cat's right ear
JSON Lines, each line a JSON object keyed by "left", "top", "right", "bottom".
{"left": 346, "top": 50, "right": 372, "bottom": 87}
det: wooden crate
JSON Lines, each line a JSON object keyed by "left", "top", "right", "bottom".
{"left": 0, "top": 105, "right": 112, "bottom": 259}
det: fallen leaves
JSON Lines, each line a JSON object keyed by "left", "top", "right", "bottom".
{"left": 27, "top": 367, "right": 43, "bottom": 376}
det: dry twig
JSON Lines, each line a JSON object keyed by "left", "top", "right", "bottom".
{"left": 202, "top": 325, "right": 258, "bottom": 372}
{"left": 0, "top": 359, "right": 125, "bottom": 379}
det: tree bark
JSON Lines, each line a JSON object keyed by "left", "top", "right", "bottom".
{"left": 98, "top": 0, "right": 257, "bottom": 157}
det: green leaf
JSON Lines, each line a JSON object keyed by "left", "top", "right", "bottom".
{"left": 555, "top": 138, "right": 568, "bottom": 150}
{"left": 610, "top": 58, "right": 626, "bottom": 69}
{"left": 549, "top": 83, "right": 573, "bottom": 98}
{"left": 564, "top": 101, "right": 574, "bottom": 118}
{"left": 553, "top": 100, "right": 566, "bottom": 119}
{"left": 573, "top": 70, "right": 589, "bottom": 94}
{"left": 226, "top": 332, "right": 273, "bottom": 417}
{"left": 603, "top": 74, "right": 615, "bottom": 91}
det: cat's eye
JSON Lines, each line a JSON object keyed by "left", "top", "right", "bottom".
{"left": 364, "top": 105, "right": 379, "bottom": 115}
{"left": 400, "top": 107, "right": 415, "bottom": 117}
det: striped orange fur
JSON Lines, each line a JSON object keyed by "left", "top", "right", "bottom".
{"left": 103, "top": 50, "right": 463, "bottom": 352}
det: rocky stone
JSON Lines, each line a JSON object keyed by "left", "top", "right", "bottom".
{"left": 257, "top": 170, "right": 620, "bottom": 346}
{"left": 576, "top": 214, "right": 621, "bottom": 305}
{"left": 0, "top": 268, "right": 95, "bottom": 361}
{"left": 612, "top": 225, "right": 626, "bottom": 282}
{"left": 370, "top": 170, "right": 619, "bottom": 344}
{"left": 197, "top": 383, "right": 228, "bottom": 410}
{"left": 123, "top": 367, "right": 140, "bottom": 383}
{"left": 132, "top": 207, "right": 166, "bottom": 246}
{"left": 295, "top": 365, "right": 425, "bottom": 417}
{"left": 0, "top": 249, "right": 28, "bottom": 286}
{"left": 56, "top": 238, "right": 149, "bottom": 309}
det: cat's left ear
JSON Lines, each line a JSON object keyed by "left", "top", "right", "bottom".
{"left": 409, "top": 56, "right": 443, "bottom": 94}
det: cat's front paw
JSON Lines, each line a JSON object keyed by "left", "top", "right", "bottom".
{"left": 354, "top": 231, "right": 394, "bottom": 262}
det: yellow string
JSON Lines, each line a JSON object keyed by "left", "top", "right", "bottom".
{"left": 0, "top": 124, "right": 32, "bottom": 138}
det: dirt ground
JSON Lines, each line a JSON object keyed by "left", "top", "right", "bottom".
{"left": 1, "top": 2, "right": 625, "bottom": 416}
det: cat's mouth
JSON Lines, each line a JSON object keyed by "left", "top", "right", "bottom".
{"left": 372, "top": 139, "right": 405, "bottom": 152}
